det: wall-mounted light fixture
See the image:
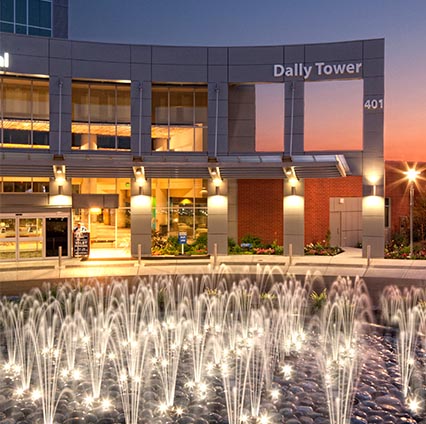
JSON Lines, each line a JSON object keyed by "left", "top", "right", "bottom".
{"left": 133, "top": 166, "right": 146, "bottom": 194}
{"left": 53, "top": 165, "right": 66, "bottom": 194}
{"left": 209, "top": 167, "right": 222, "bottom": 194}
{"left": 284, "top": 166, "right": 298, "bottom": 195}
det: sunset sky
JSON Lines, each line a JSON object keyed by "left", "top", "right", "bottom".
{"left": 70, "top": 1, "right": 426, "bottom": 161}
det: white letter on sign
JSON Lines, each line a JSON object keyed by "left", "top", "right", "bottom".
{"left": 273, "top": 64, "right": 284, "bottom": 77}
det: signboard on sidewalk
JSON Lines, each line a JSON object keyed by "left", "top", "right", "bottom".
{"left": 73, "top": 232, "right": 90, "bottom": 257}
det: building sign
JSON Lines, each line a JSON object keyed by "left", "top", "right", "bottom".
{"left": 273, "top": 62, "right": 362, "bottom": 79}
{"left": 178, "top": 232, "right": 187, "bottom": 244}
{"left": 0, "top": 53, "right": 9, "bottom": 68}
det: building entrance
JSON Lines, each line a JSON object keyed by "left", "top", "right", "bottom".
{"left": 0, "top": 213, "right": 69, "bottom": 260}
{"left": 73, "top": 208, "right": 131, "bottom": 258}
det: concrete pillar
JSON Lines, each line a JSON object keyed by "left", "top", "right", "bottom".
{"left": 227, "top": 179, "right": 238, "bottom": 242}
{"left": 131, "top": 80, "right": 152, "bottom": 156}
{"left": 362, "top": 39, "right": 385, "bottom": 258}
{"left": 208, "top": 82, "right": 228, "bottom": 156}
{"left": 283, "top": 179, "right": 305, "bottom": 256}
{"left": 49, "top": 75, "right": 72, "bottom": 155}
{"left": 284, "top": 80, "right": 304, "bottom": 155}
{"left": 130, "top": 179, "right": 152, "bottom": 256}
{"left": 207, "top": 179, "right": 228, "bottom": 255}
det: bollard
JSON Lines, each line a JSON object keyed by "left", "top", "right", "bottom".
{"left": 58, "top": 246, "right": 62, "bottom": 269}
{"left": 288, "top": 243, "right": 293, "bottom": 266}
{"left": 213, "top": 243, "right": 218, "bottom": 269}
{"left": 138, "top": 243, "right": 142, "bottom": 266}
{"left": 366, "top": 244, "right": 371, "bottom": 268}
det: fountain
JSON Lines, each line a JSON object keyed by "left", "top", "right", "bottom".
{"left": 0, "top": 270, "right": 423, "bottom": 423}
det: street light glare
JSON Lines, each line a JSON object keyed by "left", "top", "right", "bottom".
{"left": 405, "top": 168, "right": 420, "bottom": 182}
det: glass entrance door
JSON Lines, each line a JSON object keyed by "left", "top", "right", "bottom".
{"left": 46, "top": 217, "right": 68, "bottom": 257}
{"left": 18, "top": 217, "right": 43, "bottom": 259}
{"left": 0, "top": 218, "right": 16, "bottom": 260}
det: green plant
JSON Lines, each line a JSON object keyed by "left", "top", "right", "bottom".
{"left": 190, "top": 233, "right": 207, "bottom": 254}
{"left": 325, "top": 229, "right": 331, "bottom": 247}
{"left": 241, "top": 234, "right": 262, "bottom": 248}
{"left": 304, "top": 241, "right": 343, "bottom": 256}
{"left": 271, "top": 240, "right": 284, "bottom": 255}
{"left": 152, "top": 230, "right": 166, "bottom": 251}
{"left": 311, "top": 289, "right": 327, "bottom": 313}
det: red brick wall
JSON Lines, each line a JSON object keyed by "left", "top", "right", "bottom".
{"left": 237, "top": 179, "right": 283, "bottom": 245}
{"left": 304, "top": 176, "right": 363, "bottom": 243}
{"left": 237, "top": 163, "right": 426, "bottom": 247}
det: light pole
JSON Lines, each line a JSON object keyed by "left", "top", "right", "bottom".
{"left": 404, "top": 168, "right": 419, "bottom": 258}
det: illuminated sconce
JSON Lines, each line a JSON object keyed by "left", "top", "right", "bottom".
{"left": 133, "top": 166, "right": 146, "bottom": 194}
{"left": 284, "top": 166, "right": 298, "bottom": 195}
{"left": 53, "top": 165, "right": 66, "bottom": 194}
{"left": 366, "top": 174, "right": 380, "bottom": 196}
{"left": 209, "top": 167, "right": 222, "bottom": 194}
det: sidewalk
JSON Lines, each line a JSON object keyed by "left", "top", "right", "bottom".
{"left": 1, "top": 247, "right": 426, "bottom": 297}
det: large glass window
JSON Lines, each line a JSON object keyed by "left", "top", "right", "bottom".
{"left": 0, "top": 76, "right": 49, "bottom": 148}
{"left": 152, "top": 85, "right": 208, "bottom": 152}
{"left": 1, "top": 177, "right": 49, "bottom": 192}
{"left": 151, "top": 179, "right": 208, "bottom": 244}
{"left": 72, "top": 82, "right": 131, "bottom": 151}
{"left": 0, "top": 0, "right": 51, "bottom": 36}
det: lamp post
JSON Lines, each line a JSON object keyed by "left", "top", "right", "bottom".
{"left": 404, "top": 168, "right": 419, "bottom": 258}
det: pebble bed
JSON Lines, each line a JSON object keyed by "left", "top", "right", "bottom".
{"left": 0, "top": 330, "right": 424, "bottom": 424}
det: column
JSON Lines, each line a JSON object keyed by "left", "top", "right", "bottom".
{"left": 362, "top": 39, "right": 385, "bottom": 258}
{"left": 49, "top": 74, "right": 72, "bottom": 155}
{"left": 131, "top": 80, "right": 152, "bottom": 156}
{"left": 284, "top": 80, "right": 304, "bottom": 155}
{"left": 283, "top": 179, "right": 305, "bottom": 256}
{"left": 130, "top": 179, "right": 152, "bottom": 256}
{"left": 207, "top": 179, "right": 228, "bottom": 255}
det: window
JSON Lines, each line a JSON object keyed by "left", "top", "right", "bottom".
{"left": 72, "top": 82, "right": 131, "bottom": 151}
{"left": 151, "top": 85, "right": 208, "bottom": 152}
{"left": 1, "top": 177, "right": 49, "bottom": 192}
{"left": 0, "top": 76, "right": 50, "bottom": 148}
{"left": 1, "top": 0, "right": 51, "bottom": 37}
{"left": 28, "top": 0, "right": 51, "bottom": 28}
{"left": 16, "top": 0, "right": 27, "bottom": 24}
{"left": 0, "top": 0, "right": 14, "bottom": 23}
{"left": 151, "top": 179, "right": 208, "bottom": 244}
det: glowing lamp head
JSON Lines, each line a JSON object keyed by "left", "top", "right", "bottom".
{"left": 213, "top": 177, "right": 222, "bottom": 188}
{"left": 405, "top": 168, "right": 420, "bottom": 182}
{"left": 289, "top": 177, "right": 298, "bottom": 188}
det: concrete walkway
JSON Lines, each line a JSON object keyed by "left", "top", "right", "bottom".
{"left": 1, "top": 247, "right": 426, "bottom": 297}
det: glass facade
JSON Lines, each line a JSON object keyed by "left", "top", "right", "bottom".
{"left": 71, "top": 178, "right": 131, "bottom": 252}
{"left": 0, "top": 214, "right": 69, "bottom": 260}
{"left": 0, "top": 0, "right": 52, "bottom": 37}
{"left": 151, "top": 178, "right": 208, "bottom": 242}
{"left": 0, "top": 76, "right": 50, "bottom": 148}
{"left": 72, "top": 82, "right": 131, "bottom": 151}
{"left": 152, "top": 85, "right": 208, "bottom": 152}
